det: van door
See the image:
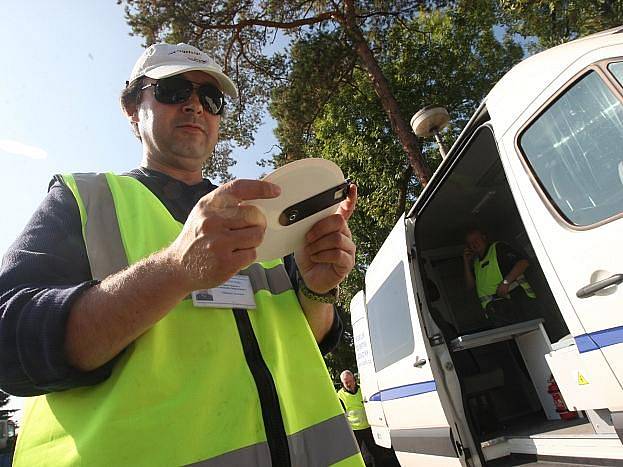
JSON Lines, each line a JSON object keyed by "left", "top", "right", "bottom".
{"left": 365, "top": 215, "right": 472, "bottom": 466}
{"left": 506, "top": 64, "right": 623, "bottom": 423}
{"left": 350, "top": 291, "right": 392, "bottom": 448}
{"left": 0, "top": 420, "right": 6, "bottom": 449}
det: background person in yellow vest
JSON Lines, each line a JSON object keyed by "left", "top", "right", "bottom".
{"left": 0, "top": 42, "right": 364, "bottom": 466}
{"left": 463, "top": 228, "right": 537, "bottom": 327}
{"left": 338, "top": 370, "right": 400, "bottom": 467}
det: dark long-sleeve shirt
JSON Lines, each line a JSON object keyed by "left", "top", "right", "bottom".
{"left": 494, "top": 242, "right": 528, "bottom": 277}
{"left": 0, "top": 167, "right": 341, "bottom": 396}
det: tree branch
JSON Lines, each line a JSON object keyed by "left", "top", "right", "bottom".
{"left": 196, "top": 12, "right": 337, "bottom": 32}
{"left": 354, "top": 6, "right": 421, "bottom": 21}
{"left": 303, "top": 57, "right": 357, "bottom": 144}
{"left": 342, "top": 0, "right": 431, "bottom": 185}
{"left": 233, "top": 29, "right": 284, "bottom": 80}
{"left": 223, "top": 32, "right": 236, "bottom": 74}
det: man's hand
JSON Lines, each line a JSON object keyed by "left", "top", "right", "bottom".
{"left": 463, "top": 247, "right": 474, "bottom": 263}
{"left": 496, "top": 281, "right": 511, "bottom": 297}
{"left": 166, "top": 179, "right": 281, "bottom": 293}
{"left": 66, "top": 179, "right": 280, "bottom": 372}
{"left": 295, "top": 184, "right": 357, "bottom": 293}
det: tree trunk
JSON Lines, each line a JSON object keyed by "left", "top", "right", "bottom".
{"left": 341, "top": 0, "right": 432, "bottom": 187}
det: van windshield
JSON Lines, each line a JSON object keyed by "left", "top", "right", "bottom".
{"left": 519, "top": 71, "right": 623, "bottom": 226}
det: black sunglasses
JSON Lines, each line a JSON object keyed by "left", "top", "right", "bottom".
{"left": 141, "top": 76, "right": 225, "bottom": 115}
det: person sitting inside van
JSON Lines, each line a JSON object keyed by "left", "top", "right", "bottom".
{"left": 463, "top": 228, "right": 537, "bottom": 327}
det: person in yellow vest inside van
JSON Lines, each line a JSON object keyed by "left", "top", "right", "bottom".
{"left": 338, "top": 370, "right": 400, "bottom": 467}
{"left": 0, "top": 42, "right": 364, "bottom": 467}
{"left": 463, "top": 228, "right": 537, "bottom": 327}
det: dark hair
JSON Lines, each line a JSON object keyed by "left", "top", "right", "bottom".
{"left": 120, "top": 77, "right": 146, "bottom": 140}
{"left": 464, "top": 226, "right": 486, "bottom": 241}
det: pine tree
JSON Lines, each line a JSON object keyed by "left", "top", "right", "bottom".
{"left": 0, "top": 391, "right": 16, "bottom": 421}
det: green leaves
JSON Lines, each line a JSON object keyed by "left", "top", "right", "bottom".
{"left": 499, "top": 0, "right": 623, "bottom": 51}
{"left": 0, "top": 391, "right": 16, "bottom": 422}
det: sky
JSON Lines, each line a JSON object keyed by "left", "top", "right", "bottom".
{"left": 1, "top": 2, "right": 276, "bottom": 422}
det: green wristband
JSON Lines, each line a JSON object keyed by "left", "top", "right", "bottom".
{"left": 299, "top": 282, "right": 339, "bottom": 304}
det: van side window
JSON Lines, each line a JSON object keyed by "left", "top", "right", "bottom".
{"left": 519, "top": 71, "right": 623, "bottom": 226}
{"left": 367, "top": 262, "right": 415, "bottom": 371}
{"left": 608, "top": 61, "right": 623, "bottom": 84}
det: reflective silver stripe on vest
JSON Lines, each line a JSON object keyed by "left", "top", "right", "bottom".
{"left": 516, "top": 275, "right": 535, "bottom": 295}
{"left": 73, "top": 173, "right": 128, "bottom": 280}
{"left": 186, "top": 442, "right": 271, "bottom": 467}
{"left": 288, "top": 413, "right": 358, "bottom": 466}
{"left": 480, "top": 278, "right": 531, "bottom": 306}
{"left": 241, "top": 263, "right": 294, "bottom": 295}
{"left": 183, "top": 262, "right": 293, "bottom": 302}
{"left": 187, "top": 414, "right": 358, "bottom": 466}
{"left": 479, "top": 295, "right": 493, "bottom": 305}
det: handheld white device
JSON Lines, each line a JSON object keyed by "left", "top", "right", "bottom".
{"left": 243, "top": 158, "right": 349, "bottom": 262}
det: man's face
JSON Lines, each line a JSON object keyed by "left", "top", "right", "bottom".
{"left": 466, "top": 230, "right": 488, "bottom": 258}
{"left": 341, "top": 372, "right": 356, "bottom": 391}
{"left": 133, "top": 71, "right": 221, "bottom": 171}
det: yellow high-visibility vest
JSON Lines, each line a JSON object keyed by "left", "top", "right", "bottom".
{"left": 14, "top": 173, "right": 363, "bottom": 467}
{"left": 474, "top": 241, "right": 536, "bottom": 309}
{"left": 337, "top": 387, "right": 370, "bottom": 431}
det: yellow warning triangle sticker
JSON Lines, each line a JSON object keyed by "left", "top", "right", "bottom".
{"left": 578, "top": 372, "right": 589, "bottom": 385}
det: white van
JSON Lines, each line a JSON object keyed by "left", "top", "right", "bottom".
{"left": 351, "top": 27, "right": 623, "bottom": 466}
{"left": 0, "top": 419, "right": 15, "bottom": 450}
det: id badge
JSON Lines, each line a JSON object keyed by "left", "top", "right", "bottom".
{"left": 192, "top": 275, "right": 256, "bottom": 309}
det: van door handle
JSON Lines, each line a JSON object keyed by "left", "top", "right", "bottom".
{"left": 414, "top": 357, "right": 427, "bottom": 368}
{"left": 577, "top": 273, "right": 623, "bottom": 298}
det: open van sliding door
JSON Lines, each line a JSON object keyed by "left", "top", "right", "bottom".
{"left": 504, "top": 60, "right": 623, "bottom": 434}
{"left": 350, "top": 291, "right": 392, "bottom": 448}
{"left": 364, "top": 215, "right": 473, "bottom": 466}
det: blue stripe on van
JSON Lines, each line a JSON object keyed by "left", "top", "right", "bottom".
{"left": 369, "top": 381, "right": 437, "bottom": 402}
{"left": 576, "top": 325, "right": 623, "bottom": 353}
{"left": 575, "top": 334, "right": 599, "bottom": 353}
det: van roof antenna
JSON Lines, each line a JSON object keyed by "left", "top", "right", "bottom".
{"left": 410, "top": 105, "right": 450, "bottom": 158}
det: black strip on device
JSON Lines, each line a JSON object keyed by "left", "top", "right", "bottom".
{"left": 278, "top": 179, "right": 351, "bottom": 227}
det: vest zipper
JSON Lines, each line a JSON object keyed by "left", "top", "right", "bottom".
{"left": 233, "top": 308, "right": 291, "bottom": 467}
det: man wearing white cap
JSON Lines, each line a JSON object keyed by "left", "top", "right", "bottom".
{"left": 1, "top": 43, "right": 363, "bottom": 466}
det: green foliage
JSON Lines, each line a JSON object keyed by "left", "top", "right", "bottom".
{"left": 120, "top": 0, "right": 434, "bottom": 182}
{"left": 324, "top": 304, "right": 359, "bottom": 382}
{"left": 270, "top": 31, "right": 357, "bottom": 165}
{"left": 0, "top": 391, "right": 15, "bottom": 421}
{"left": 499, "top": 0, "right": 623, "bottom": 51}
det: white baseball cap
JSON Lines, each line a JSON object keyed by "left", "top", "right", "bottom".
{"left": 129, "top": 43, "right": 238, "bottom": 98}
